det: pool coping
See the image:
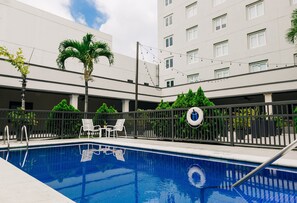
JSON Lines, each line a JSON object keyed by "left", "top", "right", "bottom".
{"left": 0, "top": 158, "right": 74, "bottom": 203}
{"left": 1, "top": 138, "right": 297, "bottom": 202}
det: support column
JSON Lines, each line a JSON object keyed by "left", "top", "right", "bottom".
{"left": 122, "top": 99, "right": 130, "bottom": 112}
{"left": 69, "top": 94, "right": 79, "bottom": 109}
{"left": 264, "top": 93, "right": 273, "bottom": 114}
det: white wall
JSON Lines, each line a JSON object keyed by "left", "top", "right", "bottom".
{"left": 161, "top": 66, "right": 297, "bottom": 101}
{"left": 0, "top": 0, "right": 160, "bottom": 103}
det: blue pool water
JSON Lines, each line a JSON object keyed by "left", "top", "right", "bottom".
{"left": 1, "top": 143, "right": 297, "bottom": 203}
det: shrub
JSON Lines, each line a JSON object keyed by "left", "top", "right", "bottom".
{"left": 153, "top": 87, "right": 219, "bottom": 140}
{"left": 47, "top": 99, "right": 81, "bottom": 137}
{"left": 7, "top": 108, "right": 38, "bottom": 140}
{"left": 173, "top": 87, "right": 218, "bottom": 140}
{"left": 93, "top": 103, "right": 117, "bottom": 126}
{"left": 294, "top": 107, "right": 297, "bottom": 131}
{"left": 172, "top": 87, "right": 214, "bottom": 108}
{"left": 152, "top": 100, "right": 172, "bottom": 138}
{"left": 8, "top": 108, "right": 38, "bottom": 127}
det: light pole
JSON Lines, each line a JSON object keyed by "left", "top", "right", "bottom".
{"left": 135, "top": 41, "right": 139, "bottom": 111}
{"left": 134, "top": 41, "right": 139, "bottom": 138}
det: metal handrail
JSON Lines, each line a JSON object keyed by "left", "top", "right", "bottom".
{"left": 232, "top": 138, "right": 297, "bottom": 187}
{"left": 3, "top": 125, "right": 10, "bottom": 149}
{"left": 21, "top": 125, "right": 29, "bottom": 148}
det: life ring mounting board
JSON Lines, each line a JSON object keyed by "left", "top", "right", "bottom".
{"left": 186, "top": 107, "right": 204, "bottom": 128}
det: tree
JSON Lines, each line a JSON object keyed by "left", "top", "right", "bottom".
{"left": 0, "top": 46, "right": 29, "bottom": 109}
{"left": 56, "top": 33, "right": 114, "bottom": 112}
{"left": 286, "top": 9, "right": 297, "bottom": 44}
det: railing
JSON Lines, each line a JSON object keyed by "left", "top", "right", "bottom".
{"left": 3, "top": 125, "right": 10, "bottom": 149}
{"left": 232, "top": 137, "right": 297, "bottom": 187}
{"left": 21, "top": 125, "right": 29, "bottom": 148}
{"left": 0, "top": 100, "right": 297, "bottom": 148}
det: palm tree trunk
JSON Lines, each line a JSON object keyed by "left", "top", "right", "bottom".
{"left": 21, "top": 77, "right": 27, "bottom": 110}
{"left": 84, "top": 81, "right": 88, "bottom": 113}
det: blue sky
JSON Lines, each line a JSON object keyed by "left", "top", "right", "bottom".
{"left": 16, "top": 0, "right": 157, "bottom": 57}
{"left": 70, "top": 0, "right": 107, "bottom": 29}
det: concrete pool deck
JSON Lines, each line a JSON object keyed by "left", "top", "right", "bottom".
{"left": 0, "top": 138, "right": 297, "bottom": 202}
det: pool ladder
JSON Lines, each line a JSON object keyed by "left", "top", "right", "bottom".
{"left": 3, "top": 125, "right": 10, "bottom": 149}
{"left": 3, "top": 125, "right": 29, "bottom": 150}
{"left": 21, "top": 125, "right": 29, "bottom": 148}
{"left": 232, "top": 138, "right": 297, "bottom": 188}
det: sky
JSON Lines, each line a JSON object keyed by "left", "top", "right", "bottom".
{"left": 16, "top": 0, "right": 157, "bottom": 58}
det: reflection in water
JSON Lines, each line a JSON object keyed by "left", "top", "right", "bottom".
{"left": 0, "top": 143, "right": 297, "bottom": 203}
{"left": 80, "top": 144, "right": 126, "bottom": 162}
{"left": 187, "top": 165, "right": 206, "bottom": 188}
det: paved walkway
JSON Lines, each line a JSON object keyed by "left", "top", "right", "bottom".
{"left": 0, "top": 138, "right": 297, "bottom": 202}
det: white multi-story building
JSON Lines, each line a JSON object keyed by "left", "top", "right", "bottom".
{"left": 158, "top": 0, "right": 297, "bottom": 104}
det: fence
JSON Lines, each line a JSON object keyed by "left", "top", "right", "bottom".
{"left": 0, "top": 100, "right": 297, "bottom": 148}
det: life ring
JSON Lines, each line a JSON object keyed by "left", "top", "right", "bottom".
{"left": 187, "top": 165, "right": 206, "bottom": 188}
{"left": 186, "top": 107, "right": 204, "bottom": 128}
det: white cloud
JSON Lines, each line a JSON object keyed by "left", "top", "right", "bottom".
{"left": 16, "top": 0, "right": 74, "bottom": 21}
{"left": 16, "top": 0, "right": 158, "bottom": 58}
{"left": 92, "top": 17, "right": 105, "bottom": 30}
{"left": 76, "top": 13, "right": 87, "bottom": 25}
{"left": 93, "top": 0, "right": 157, "bottom": 58}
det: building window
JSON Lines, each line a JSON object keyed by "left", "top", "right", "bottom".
{"left": 186, "top": 2, "right": 198, "bottom": 18}
{"left": 165, "top": 35, "right": 173, "bottom": 47}
{"left": 215, "top": 68, "right": 230, "bottom": 78}
{"left": 187, "top": 49, "right": 199, "bottom": 64}
{"left": 248, "top": 30, "right": 266, "bottom": 49}
{"left": 213, "top": 14, "right": 227, "bottom": 31}
{"left": 186, "top": 26, "right": 198, "bottom": 41}
{"left": 214, "top": 41, "right": 228, "bottom": 57}
{"left": 166, "top": 79, "right": 174, "bottom": 87}
{"left": 187, "top": 74, "right": 199, "bottom": 83}
{"left": 213, "top": 0, "right": 226, "bottom": 7}
{"left": 164, "top": 14, "right": 173, "bottom": 27}
{"left": 249, "top": 60, "right": 268, "bottom": 72}
{"left": 165, "top": 57, "right": 174, "bottom": 69}
{"left": 247, "top": 1, "right": 264, "bottom": 20}
{"left": 165, "top": 0, "right": 172, "bottom": 6}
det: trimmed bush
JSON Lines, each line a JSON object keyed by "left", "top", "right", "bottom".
{"left": 93, "top": 103, "right": 117, "bottom": 126}
{"left": 47, "top": 99, "right": 81, "bottom": 137}
{"left": 153, "top": 87, "right": 222, "bottom": 141}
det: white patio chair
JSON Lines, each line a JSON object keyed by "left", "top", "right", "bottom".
{"left": 107, "top": 119, "right": 127, "bottom": 138}
{"left": 79, "top": 119, "right": 101, "bottom": 138}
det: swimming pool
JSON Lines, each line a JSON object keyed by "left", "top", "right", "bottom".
{"left": 0, "top": 143, "right": 296, "bottom": 203}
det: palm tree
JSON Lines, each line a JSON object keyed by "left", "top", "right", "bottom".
{"left": 0, "top": 46, "right": 29, "bottom": 109}
{"left": 56, "top": 33, "right": 114, "bottom": 113}
{"left": 286, "top": 9, "right": 297, "bottom": 44}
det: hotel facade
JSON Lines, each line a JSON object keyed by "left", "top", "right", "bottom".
{"left": 0, "top": 0, "right": 297, "bottom": 112}
{"left": 158, "top": 0, "right": 297, "bottom": 104}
